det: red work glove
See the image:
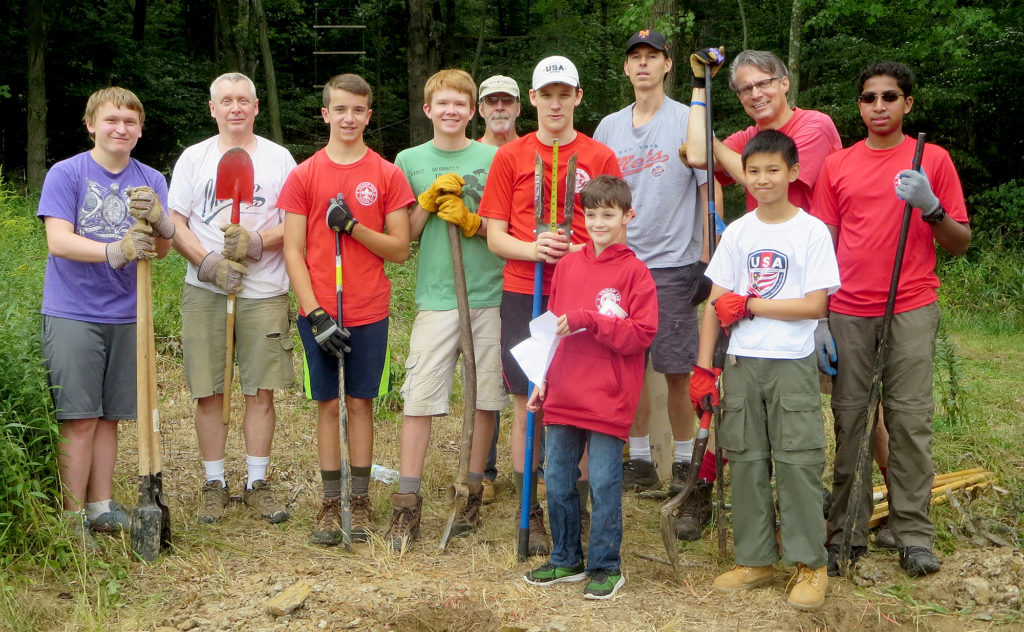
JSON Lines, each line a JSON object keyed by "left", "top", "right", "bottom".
{"left": 713, "top": 291, "right": 752, "bottom": 330}
{"left": 688, "top": 366, "right": 721, "bottom": 417}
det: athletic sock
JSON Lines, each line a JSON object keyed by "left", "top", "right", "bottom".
{"left": 321, "top": 469, "right": 342, "bottom": 501}
{"left": 468, "top": 471, "right": 485, "bottom": 485}
{"left": 698, "top": 449, "right": 721, "bottom": 482}
{"left": 576, "top": 480, "right": 590, "bottom": 512}
{"left": 351, "top": 466, "right": 371, "bottom": 496}
{"left": 674, "top": 439, "right": 695, "bottom": 463}
{"left": 203, "top": 459, "right": 226, "bottom": 484}
{"left": 246, "top": 454, "right": 270, "bottom": 489}
{"left": 85, "top": 500, "right": 113, "bottom": 522}
{"left": 399, "top": 476, "right": 421, "bottom": 495}
{"left": 627, "top": 435, "right": 652, "bottom": 462}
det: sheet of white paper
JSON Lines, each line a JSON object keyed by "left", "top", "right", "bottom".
{"left": 510, "top": 311, "right": 562, "bottom": 386}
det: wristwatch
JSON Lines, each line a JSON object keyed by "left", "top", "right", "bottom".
{"left": 921, "top": 204, "right": 946, "bottom": 225}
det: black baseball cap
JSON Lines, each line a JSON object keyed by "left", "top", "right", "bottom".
{"left": 626, "top": 29, "right": 669, "bottom": 56}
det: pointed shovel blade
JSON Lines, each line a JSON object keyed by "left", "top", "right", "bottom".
{"left": 216, "top": 147, "right": 254, "bottom": 223}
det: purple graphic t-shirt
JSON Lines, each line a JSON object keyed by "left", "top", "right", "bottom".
{"left": 37, "top": 151, "right": 168, "bottom": 324}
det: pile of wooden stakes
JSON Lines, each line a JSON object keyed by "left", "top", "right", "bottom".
{"left": 868, "top": 467, "right": 995, "bottom": 528}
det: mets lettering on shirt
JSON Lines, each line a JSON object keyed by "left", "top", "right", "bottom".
{"left": 617, "top": 150, "right": 671, "bottom": 178}
{"left": 747, "top": 249, "right": 788, "bottom": 299}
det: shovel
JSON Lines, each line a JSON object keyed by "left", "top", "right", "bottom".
{"left": 215, "top": 147, "right": 254, "bottom": 425}
{"left": 130, "top": 227, "right": 171, "bottom": 561}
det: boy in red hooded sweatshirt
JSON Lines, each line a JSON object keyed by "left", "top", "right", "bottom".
{"left": 523, "top": 175, "right": 657, "bottom": 599}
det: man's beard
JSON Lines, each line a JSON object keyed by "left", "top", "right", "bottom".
{"left": 487, "top": 114, "right": 513, "bottom": 132}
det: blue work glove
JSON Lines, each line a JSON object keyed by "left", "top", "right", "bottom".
{"left": 895, "top": 169, "right": 941, "bottom": 217}
{"left": 814, "top": 318, "right": 838, "bottom": 376}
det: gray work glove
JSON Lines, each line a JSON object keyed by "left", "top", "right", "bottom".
{"left": 127, "top": 186, "right": 175, "bottom": 239}
{"left": 106, "top": 222, "right": 156, "bottom": 270}
{"left": 221, "top": 224, "right": 263, "bottom": 262}
{"left": 197, "top": 252, "right": 248, "bottom": 294}
{"left": 814, "top": 318, "right": 838, "bottom": 376}
{"left": 895, "top": 169, "right": 940, "bottom": 216}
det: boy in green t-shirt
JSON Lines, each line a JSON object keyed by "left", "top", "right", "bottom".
{"left": 387, "top": 69, "right": 507, "bottom": 550}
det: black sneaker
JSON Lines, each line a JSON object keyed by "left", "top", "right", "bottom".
{"left": 523, "top": 562, "right": 586, "bottom": 586}
{"left": 584, "top": 569, "right": 625, "bottom": 600}
{"left": 826, "top": 542, "right": 867, "bottom": 577}
{"left": 622, "top": 459, "right": 660, "bottom": 492}
{"left": 668, "top": 461, "right": 690, "bottom": 495}
{"left": 899, "top": 546, "right": 940, "bottom": 577}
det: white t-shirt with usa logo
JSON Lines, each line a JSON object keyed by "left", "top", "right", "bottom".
{"left": 705, "top": 208, "right": 839, "bottom": 359}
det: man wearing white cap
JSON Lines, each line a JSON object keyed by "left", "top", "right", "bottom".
{"left": 478, "top": 75, "right": 522, "bottom": 147}
{"left": 479, "top": 55, "right": 622, "bottom": 555}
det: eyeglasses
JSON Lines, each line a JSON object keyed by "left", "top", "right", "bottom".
{"left": 736, "top": 76, "right": 781, "bottom": 98}
{"left": 482, "top": 95, "right": 517, "bottom": 105}
{"left": 858, "top": 91, "right": 904, "bottom": 104}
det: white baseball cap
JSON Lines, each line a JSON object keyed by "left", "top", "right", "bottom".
{"left": 532, "top": 56, "right": 580, "bottom": 90}
{"left": 479, "top": 75, "right": 520, "bottom": 100}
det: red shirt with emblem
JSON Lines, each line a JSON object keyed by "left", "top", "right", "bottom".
{"left": 277, "top": 148, "right": 414, "bottom": 326}
{"left": 478, "top": 131, "right": 622, "bottom": 294}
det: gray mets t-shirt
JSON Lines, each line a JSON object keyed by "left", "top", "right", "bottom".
{"left": 595, "top": 97, "right": 707, "bottom": 269}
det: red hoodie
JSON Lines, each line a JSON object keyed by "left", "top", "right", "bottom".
{"left": 542, "top": 241, "right": 658, "bottom": 440}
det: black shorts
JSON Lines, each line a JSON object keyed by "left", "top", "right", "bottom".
{"left": 499, "top": 290, "right": 548, "bottom": 395}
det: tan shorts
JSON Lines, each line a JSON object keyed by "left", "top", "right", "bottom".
{"left": 181, "top": 284, "right": 294, "bottom": 398}
{"left": 401, "top": 307, "right": 508, "bottom": 416}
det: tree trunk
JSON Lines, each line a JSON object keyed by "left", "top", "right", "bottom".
{"left": 252, "top": 0, "right": 283, "bottom": 144}
{"left": 787, "top": 0, "right": 802, "bottom": 107}
{"left": 469, "top": 0, "right": 487, "bottom": 140}
{"left": 737, "top": 0, "right": 748, "bottom": 51}
{"left": 407, "top": 0, "right": 439, "bottom": 146}
{"left": 26, "top": 0, "right": 46, "bottom": 189}
{"left": 216, "top": 0, "right": 241, "bottom": 70}
{"left": 651, "top": 0, "right": 677, "bottom": 98}
{"left": 132, "top": 0, "right": 147, "bottom": 42}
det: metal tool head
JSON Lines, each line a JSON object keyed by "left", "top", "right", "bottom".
{"left": 560, "top": 153, "right": 578, "bottom": 235}
{"left": 534, "top": 152, "right": 546, "bottom": 233}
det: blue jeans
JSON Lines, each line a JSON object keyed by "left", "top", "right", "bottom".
{"left": 545, "top": 424, "right": 623, "bottom": 572}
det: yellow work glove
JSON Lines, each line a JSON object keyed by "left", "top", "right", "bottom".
{"left": 417, "top": 172, "right": 465, "bottom": 212}
{"left": 678, "top": 142, "right": 690, "bottom": 166}
{"left": 690, "top": 47, "right": 725, "bottom": 87}
{"left": 437, "top": 194, "right": 481, "bottom": 238}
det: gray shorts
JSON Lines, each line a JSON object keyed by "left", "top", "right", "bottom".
{"left": 41, "top": 315, "right": 136, "bottom": 421}
{"left": 648, "top": 265, "right": 701, "bottom": 375}
{"left": 181, "top": 284, "right": 294, "bottom": 398}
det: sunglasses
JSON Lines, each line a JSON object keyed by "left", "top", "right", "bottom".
{"left": 736, "top": 76, "right": 781, "bottom": 98}
{"left": 481, "top": 95, "right": 517, "bottom": 105}
{"left": 858, "top": 91, "right": 905, "bottom": 104}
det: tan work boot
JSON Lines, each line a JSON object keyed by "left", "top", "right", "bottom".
{"left": 311, "top": 498, "right": 343, "bottom": 546}
{"left": 713, "top": 565, "right": 775, "bottom": 593}
{"left": 481, "top": 478, "right": 496, "bottom": 504}
{"left": 450, "top": 483, "right": 483, "bottom": 538}
{"left": 197, "top": 480, "right": 229, "bottom": 524}
{"left": 673, "top": 480, "right": 712, "bottom": 540}
{"left": 787, "top": 563, "right": 827, "bottom": 611}
{"left": 350, "top": 493, "right": 374, "bottom": 542}
{"left": 514, "top": 504, "right": 549, "bottom": 556}
{"left": 243, "top": 480, "right": 290, "bottom": 524}
{"left": 385, "top": 492, "right": 422, "bottom": 552}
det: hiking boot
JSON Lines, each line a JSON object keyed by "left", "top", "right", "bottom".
{"left": 385, "top": 492, "right": 422, "bottom": 552}
{"left": 899, "top": 546, "right": 941, "bottom": 577}
{"left": 788, "top": 564, "right": 827, "bottom": 611}
{"left": 350, "top": 493, "right": 374, "bottom": 542}
{"left": 673, "top": 480, "right": 712, "bottom": 540}
{"left": 450, "top": 483, "right": 483, "bottom": 538}
{"left": 713, "top": 565, "right": 774, "bottom": 593}
{"left": 874, "top": 522, "right": 897, "bottom": 549}
{"left": 668, "top": 461, "right": 691, "bottom": 495}
{"left": 481, "top": 477, "right": 496, "bottom": 505}
{"left": 622, "top": 459, "right": 660, "bottom": 492}
{"left": 523, "top": 561, "right": 586, "bottom": 586}
{"left": 243, "top": 480, "right": 290, "bottom": 524}
{"left": 89, "top": 501, "right": 132, "bottom": 533}
{"left": 515, "top": 504, "right": 550, "bottom": 556}
{"left": 65, "top": 510, "right": 99, "bottom": 552}
{"left": 311, "top": 498, "right": 343, "bottom": 546}
{"left": 584, "top": 569, "right": 625, "bottom": 600}
{"left": 826, "top": 542, "right": 866, "bottom": 577}
{"left": 197, "top": 480, "right": 229, "bottom": 524}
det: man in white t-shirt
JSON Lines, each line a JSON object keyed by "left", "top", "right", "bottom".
{"left": 169, "top": 72, "right": 297, "bottom": 526}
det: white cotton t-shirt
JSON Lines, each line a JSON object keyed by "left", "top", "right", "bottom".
{"left": 705, "top": 208, "right": 840, "bottom": 359}
{"left": 168, "top": 135, "right": 296, "bottom": 298}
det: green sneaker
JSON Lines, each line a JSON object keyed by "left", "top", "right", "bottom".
{"left": 584, "top": 569, "right": 625, "bottom": 600}
{"left": 523, "top": 562, "right": 586, "bottom": 586}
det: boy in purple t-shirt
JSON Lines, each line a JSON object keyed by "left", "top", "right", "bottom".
{"left": 37, "top": 87, "right": 173, "bottom": 545}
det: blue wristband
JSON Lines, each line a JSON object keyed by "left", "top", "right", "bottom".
{"left": 691, "top": 100, "right": 706, "bottom": 107}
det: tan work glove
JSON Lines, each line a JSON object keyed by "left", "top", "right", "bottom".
{"left": 437, "top": 194, "right": 482, "bottom": 238}
{"left": 417, "top": 172, "right": 466, "bottom": 212}
{"left": 690, "top": 47, "right": 726, "bottom": 87}
{"left": 221, "top": 224, "right": 263, "bottom": 262}
{"left": 197, "top": 252, "right": 249, "bottom": 294}
{"left": 127, "top": 186, "right": 175, "bottom": 239}
{"left": 106, "top": 222, "right": 156, "bottom": 270}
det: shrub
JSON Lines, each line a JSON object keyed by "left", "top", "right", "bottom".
{"left": 967, "top": 179, "right": 1024, "bottom": 247}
